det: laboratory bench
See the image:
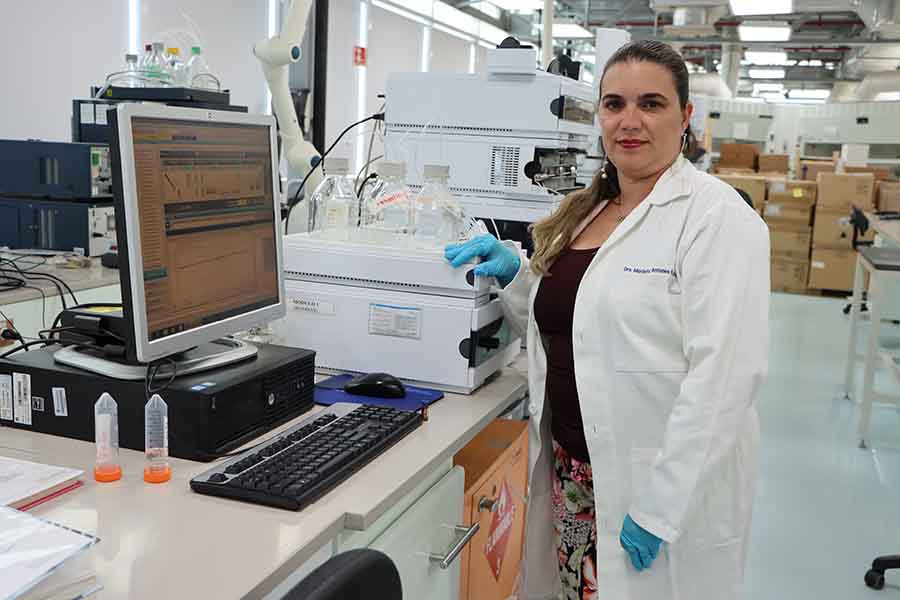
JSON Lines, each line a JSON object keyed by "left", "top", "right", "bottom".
{"left": 0, "top": 257, "right": 121, "bottom": 339}
{"left": 3, "top": 361, "right": 528, "bottom": 600}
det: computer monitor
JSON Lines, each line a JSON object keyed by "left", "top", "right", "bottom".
{"left": 107, "top": 103, "right": 285, "bottom": 366}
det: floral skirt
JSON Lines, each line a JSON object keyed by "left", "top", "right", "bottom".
{"left": 551, "top": 439, "right": 598, "bottom": 600}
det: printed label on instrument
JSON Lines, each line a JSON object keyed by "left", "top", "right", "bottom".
{"left": 13, "top": 373, "right": 32, "bottom": 426}
{"left": 32, "top": 396, "right": 44, "bottom": 412}
{"left": 95, "top": 105, "right": 108, "bottom": 126}
{"left": 0, "top": 375, "right": 12, "bottom": 421}
{"left": 291, "top": 297, "right": 335, "bottom": 316}
{"left": 80, "top": 103, "right": 95, "bottom": 125}
{"left": 368, "top": 304, "right": 422, "bottom": 340}
{"left": 52, "top": 388, "right": 69, "bottom": 417}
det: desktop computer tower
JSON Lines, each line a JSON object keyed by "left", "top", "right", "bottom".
{"left": 0, "top": 343, "right": 315, "bottom": 461}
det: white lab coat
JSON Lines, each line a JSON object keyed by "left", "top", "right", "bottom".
{"left": 499, "top": 156, "right": 770, "bottom": 600}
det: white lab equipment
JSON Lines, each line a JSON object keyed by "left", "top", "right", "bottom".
{"left": 308, "top": 157, "right": 359, "bottom": 236}
{"left": 93, "top": 393, "right": 121, "bottom": 482}
{"left": 272, "top": 232, "right": 521, "bottom": 393}
{"left": 384, "top": 44, "right": 596, "bottom": 224}
{"left": 144, "top": 394, "right": 170, "bottom": 484}
{"left": 413, "top": 164, "right": 464, "bottom": 246}
{"left": 254, "top": 0, "right": 321, "bottom": 193}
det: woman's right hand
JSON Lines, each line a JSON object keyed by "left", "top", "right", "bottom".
{"left": 444, "top": 234, "right": 521, "bottom": 287}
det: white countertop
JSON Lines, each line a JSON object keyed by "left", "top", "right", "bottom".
{"left": 2, "top": 366, "right": 527, "bottom": 600}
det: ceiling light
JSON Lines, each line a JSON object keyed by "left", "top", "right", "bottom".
{"left": 748, "top": 68, "right": 785, "bottom": 79}
{"left": 753, "top": 83, "right": 785, "bottom": 93}
{"left": 729, "top": 0, "right": 792, "bottom": 16}
{"left": 738, "top": 21, "right": 791, "bottom": 42}
{"left": 875, "top": 91, "right": 900, "bottom": 101}
{"left": 745, "top": 51, "right": 787, "bottom": 64}
{"left": 490, "top": 0, "right": 544, "bottom": 11}
{"left": 788, "top": 89, "right": 830, "bottom": 99}
{"left": 552, "top": 22, "right": 594, "bottom": 39}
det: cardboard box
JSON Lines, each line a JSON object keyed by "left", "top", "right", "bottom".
{"left": 813, "top": 210, "right": 856, "bottom": 249}
{"left": 716, "top": 174, "right": 766, "bottom": 213}
{"left": 764, "top": 192, "right": 815, "bottom": 226}
{"left": 801, "top": 160, "right": 835, "bottom": 181}
{"left": 844, "top": 165, "right": 893, "bottom": 181}
{"left": 876, "top": 180, "right": 900, "bottom": 212}
{"left": 759, "top": 154, "right": 789, "bottom": 174}
{"left": 771, "top": 257, "right": 809, "bottom": 293}
{"left": 808, "top": 248, "right": 858, "bottom": 291}
{"left": 716, "top": 167, "right": 757, "bottom": 176}
{"left": 720, "top": 143, "right": 759, "bottom": 170}
{"left": 766, "top": 179, "right": 817, "bottom": 203}
{"left": 769, "top": 224, "right": 812, "bottom": 259}
{"left": 816, "top": 173, "right": 875, "bottom": 211}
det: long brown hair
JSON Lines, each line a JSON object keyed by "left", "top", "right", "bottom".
{"left": 529, "top": 40, "right": 695, "bottom": 275}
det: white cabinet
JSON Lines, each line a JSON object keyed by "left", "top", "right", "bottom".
{"left": 370, "top": 466, "right": 468, "bottom": 600}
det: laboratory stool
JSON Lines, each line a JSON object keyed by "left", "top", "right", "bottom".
{"left": 844, "top": 246, "right": 900, "bottom": 448}
{"left": 866, "top": 555, "right": 900, "bottom": 590}
{"left": 284, "top": 549, "right": 402, "bottom": 600}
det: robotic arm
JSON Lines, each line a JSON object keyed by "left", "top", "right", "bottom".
{"left": 254, "top": 0, "right": 322, "bottom": 224}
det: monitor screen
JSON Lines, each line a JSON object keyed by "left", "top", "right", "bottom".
{"left": 113, "top": 105, "right": 285, "bottom": 363}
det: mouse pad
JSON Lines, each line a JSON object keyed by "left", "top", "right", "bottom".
{"left": 315, "top": 374, "right": 444, "bottom": 411}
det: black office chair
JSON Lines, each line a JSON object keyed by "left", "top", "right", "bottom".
{"left": 866, "top": 556, "right": 900, "bottom": 590}
{"left": 284, "top": 549, "right": 402, "bottom": 600}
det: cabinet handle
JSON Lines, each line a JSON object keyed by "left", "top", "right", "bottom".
{"left": 478, "top": 495, "right": 497, "bottom": 513}
{"left": 429, "top": 523, "right": 480, "bottom": 570}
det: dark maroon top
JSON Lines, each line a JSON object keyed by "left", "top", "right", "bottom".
{"left": 533, "top": 246, "right": 599, "bottom": 463}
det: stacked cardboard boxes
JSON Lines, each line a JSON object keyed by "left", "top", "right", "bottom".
{"left": 808, "top": 173, "right": 876, "bottom": 291}
{"left": 764, "top": 180, "right": 816, "bottom": 292}
{"left": 800, "top": 160, "right": 836, "bottom": 181}
{"left": 758, "top": 154, "right": 789, "bottom": 176}
{"left": 715, "top": 174, "right": 766, "bottom": 215}
{"left": 719, "top": 143, "right": 759, "bottom": 170}
{"left": 877, "top": 181, "right": 900, "bottom": 212}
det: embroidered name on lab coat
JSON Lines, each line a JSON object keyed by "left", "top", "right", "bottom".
{"left": 623, "top": 266, "right": 672, "bottom": 275}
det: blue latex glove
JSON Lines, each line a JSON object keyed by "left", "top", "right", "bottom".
{"left": 620, "top": 515, "right": 663, "bottom": 572}
{"left": 444, "top": 234, "right": 521, "bottom": 287}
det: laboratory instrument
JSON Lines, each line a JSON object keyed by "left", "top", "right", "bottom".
{"left": 383, "top": 43, "right": 595, "bottom": 224}
{"left": 190, "top": 403, "right": 423, "bottom": 510}
{"left": 144, "top": 393, "right": 170, "bottom": 483}
{"left": 0, "top": 197, "right": 116, "bottom": 257}
{"left": 0, "top": 139, "right": 111, "bottom": 198}
{"left": 94, "top": 392, "right": 121, "bottom": 482}
{"left": 273, "top": 232, "right": 520, "bottom": 393}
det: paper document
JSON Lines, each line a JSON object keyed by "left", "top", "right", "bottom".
{"left": 0, "top": 506, "right": 98, "bottom": 600}
{"left": 0, "top": 457, "right": 83, "bottom": 509}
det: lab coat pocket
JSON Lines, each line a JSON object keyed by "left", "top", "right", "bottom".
{"left": 627, "top": 447, "right": 660, "bottom": 518}
{"left": 611, "top": 280, "right": 688, "bottom": 373}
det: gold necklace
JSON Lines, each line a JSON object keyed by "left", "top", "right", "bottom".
{"left": 612, "top": 198, "right": 631, "bottom": 222}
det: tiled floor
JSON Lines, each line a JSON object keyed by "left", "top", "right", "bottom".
{"left": 745, "top": 292, "right": 900, "bottom": 598}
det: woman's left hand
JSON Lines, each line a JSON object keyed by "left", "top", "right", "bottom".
{"left": 620, "top": 514, "right": 662, "bottom": 571}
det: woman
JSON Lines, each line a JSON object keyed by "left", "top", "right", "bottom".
{"left": 446, "top": 41, "right": 769, "bottom": 600}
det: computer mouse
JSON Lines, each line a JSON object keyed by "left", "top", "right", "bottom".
{"left": 344, "top": 372, "right": 406, "bottom": 399}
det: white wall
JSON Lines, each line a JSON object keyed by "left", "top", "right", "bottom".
{"left": 0, "top": 1, "right": 269, "bottom": 143}
{"left": 430, "top": 28, "right": 470, "bottom": 74}
{"left": 139, "top": 0, "right": 268, "bottom": 114}
{"left": 0, "top": 0, "right": 127, "bottom": 141}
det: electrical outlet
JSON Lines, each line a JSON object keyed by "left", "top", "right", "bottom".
{"left": 0, "top": 319, "right": 14, "bottom": 347}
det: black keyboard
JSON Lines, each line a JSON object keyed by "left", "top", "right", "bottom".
{"left": 190, "top": 403, "right": 424, "bottom": 510}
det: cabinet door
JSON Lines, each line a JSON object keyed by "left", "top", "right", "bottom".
{"left": 370, "top": 466, "right": 468, "bottom": 600}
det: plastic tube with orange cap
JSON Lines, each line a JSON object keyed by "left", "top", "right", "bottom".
{"left": 144, "top": 394, "right": 171, "bottom": 484}
{"left": 94, "top": 393, "right": 122, "bottom": 482}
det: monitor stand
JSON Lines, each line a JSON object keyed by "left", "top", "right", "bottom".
{"left": 53, "top": 338, "right": 259, "bottom": 381}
